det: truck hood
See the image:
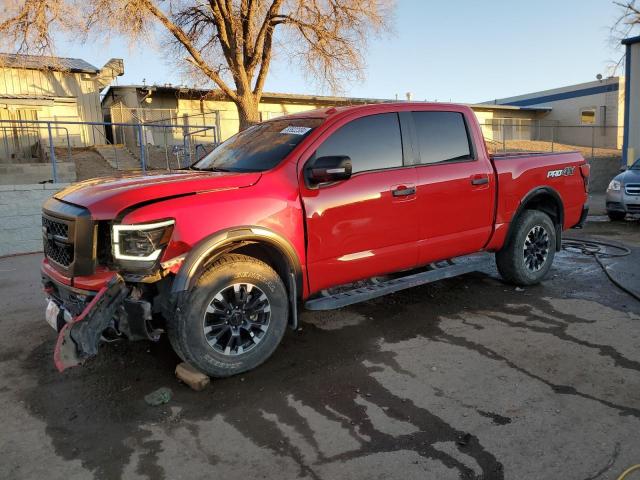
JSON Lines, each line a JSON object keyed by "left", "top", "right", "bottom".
{"left": 55, "top": 171, "right": 262, "bottom": 219}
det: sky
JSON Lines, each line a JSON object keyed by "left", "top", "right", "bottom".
{"left": 57, "top": 0, "right": 633, "bottom": 104}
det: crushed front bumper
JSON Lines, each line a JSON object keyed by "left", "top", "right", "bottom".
{"left": 54, "top": 276, "right": 128, "bottom": 371}
{"left": 42, "top": 260, "right": 166, "bottom": 372}
{"left": 43, "top": 271, "right": 128, "bottom": 372}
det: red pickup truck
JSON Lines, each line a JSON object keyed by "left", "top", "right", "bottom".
{"left": 41, "top": 103, "right": 589, "bottom": 377}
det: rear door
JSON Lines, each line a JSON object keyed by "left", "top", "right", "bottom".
{"left": 411, "top": 110, "right": 495, "bottom": 264}
{"left": 300, "top": 112, "right": 419, "bottom": 293}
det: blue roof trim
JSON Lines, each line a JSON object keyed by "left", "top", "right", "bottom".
{"left": 622, "top": 35, "right": 640, "bottom": 45}
{"left": 622, "top": 44, "right": 632, "bottom": 166}
{"left": 503, "top": 83, "right": 619, "bottom": 107}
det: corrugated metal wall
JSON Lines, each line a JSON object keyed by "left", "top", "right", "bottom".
{"left": 0, "top": 67, "right": 104, "bottom": 161}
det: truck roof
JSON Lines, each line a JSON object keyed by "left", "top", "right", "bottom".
{"left": 278, "top": 102, "right": 471, "bottom": 121}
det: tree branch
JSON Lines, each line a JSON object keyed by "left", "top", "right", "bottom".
{"left": 253, "top": 22, "right": 274, "bottom": 96}
{"left": 141, "top": 0, "right": 238, "bottom": 101}
{"left": 248, "top": 0, "right": 283, "bottom": 73}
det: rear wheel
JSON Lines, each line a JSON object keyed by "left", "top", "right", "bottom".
{"left": 607, "top": 210, "right": 626, "bottom": 221}
{"left": 496, "top": 210, "right": 556, "bottom": 286}
{"left": 167, "top": 253, "right": 288, "bottom": 377}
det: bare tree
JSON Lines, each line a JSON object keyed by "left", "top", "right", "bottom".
{"left": 613, "top": 1, "right": 640, "bottom": 39}
{"left": 606, "top": 1, "right": 640, "bottom": 74}
{"left": 0, "top": 0, "right": 394, "bottom": 130}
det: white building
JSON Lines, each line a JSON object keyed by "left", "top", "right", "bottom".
{"left": 483, "top": 76, "right": 625, "bottom": 150}
{"left": 0, "top": 54, "right": 123, "bottom": 160}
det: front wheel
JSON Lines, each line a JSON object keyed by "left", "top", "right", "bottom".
{"left": 167, "top": 253, "right": 288, "bottom": 377}
{"left": 496, "top": 210, "right": 556, "bottom": 286}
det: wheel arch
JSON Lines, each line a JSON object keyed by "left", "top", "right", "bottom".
{"left": 170, "top": 226, "right": 303, "bottom": 328}
{"left": 506, "top": 187, "right": 564, "bottom": 251}
{"left": 172, "top": 226, "right": 302, "bottom": 293}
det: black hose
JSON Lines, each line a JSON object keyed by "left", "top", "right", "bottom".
{"left": 562, "top": 237, "right": 639, "bottom": 302}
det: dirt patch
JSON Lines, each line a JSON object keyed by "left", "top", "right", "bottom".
{"left": 68, "top": 148, "right": 117, "bottom": 181}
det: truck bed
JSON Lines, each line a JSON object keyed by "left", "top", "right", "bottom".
{"left": 490, "top": 150, "right": 588, "bottom": 234}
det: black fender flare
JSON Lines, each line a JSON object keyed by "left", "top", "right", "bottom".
{"left": 171, "top": 226, "right": 302, "bottom": 293}
{"left": 505, "top": 186, "right": 564, "bottom": 251}
{"left": 170, "top": 226, "right": 303, "bottom": 328}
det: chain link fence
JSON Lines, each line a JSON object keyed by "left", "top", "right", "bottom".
{"left": 480, "top": 120, "right": 623, "bottom": 160}
{"left": 0, "top": 117, "right": 219, "bottom": 185}
{"left": 480, "top": 120, "right": 623, "bottom": 192}
{"left": 0, "top": 115, "right": 624, "bottom": 191}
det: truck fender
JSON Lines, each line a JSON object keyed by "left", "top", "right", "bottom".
{"left": 170, "top": 226, "right": 302, "bottom": 328}
{"left": 505, "top": 187, "right": 564, "bottom": 252}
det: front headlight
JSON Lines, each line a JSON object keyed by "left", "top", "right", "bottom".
{"left": 112, "top": 220, "right": 174, "bottom": 262}
{"left": 607, "top": 180, "right": 621, "bottom": 191}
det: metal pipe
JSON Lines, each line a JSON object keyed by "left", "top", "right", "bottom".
{"left": 137, "top": 124, "right": 146, "bottom": 172}
{"left": 0, "top": 118, "right": 217, "bottom": 130}
{"left": 47, "top": 122, "right": 58, "bottom": 183}
{"left": 182, "top": 126, "right": 216, "bottom": 166}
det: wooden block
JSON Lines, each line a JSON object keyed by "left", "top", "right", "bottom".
{"left": 175, "top": 362, "right": 210, "bottom": 391}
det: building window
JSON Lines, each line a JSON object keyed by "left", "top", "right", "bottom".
{"left": 580, "top": 108, "right": 596, "bottom": 125}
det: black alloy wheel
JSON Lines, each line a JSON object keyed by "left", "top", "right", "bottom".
{"left": 522, "top": 225, "right": 550, "bottom": 272}
{"left": 202, "top": 283, "right": 271, "bottom": 356}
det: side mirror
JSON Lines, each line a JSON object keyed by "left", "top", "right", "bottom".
{"left": 620, "top": 166, "right": 627, "bottom": 172}
{"left": 306, "top": 155, "right": 352, "bottom": 185}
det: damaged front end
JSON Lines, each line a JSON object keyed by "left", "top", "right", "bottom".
{"left": 53, "top": 276, "right": 127, "bottom": 371}
{"left": 40, "top": 197, "right": 182, "bottom": 371}
{"left": 44, "top": 273, "right": 166, "bottom": 372}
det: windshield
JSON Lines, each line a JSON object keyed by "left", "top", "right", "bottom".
{"left": 631, "top": 158, "right": 640, "bottom": 170}
{"left": 192, "top": 118, "right": 323, "bottom": 172}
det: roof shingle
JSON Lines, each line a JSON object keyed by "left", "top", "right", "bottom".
{"left": 0, "top": 53, "right": 99, "bottom": 73}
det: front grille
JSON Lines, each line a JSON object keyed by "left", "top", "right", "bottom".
{"left": 625, "top": 183, "right": 640, "bottom": 195}
{"left": 42, "top": 198, "right": 96, "bottom": 276}
{"left": 42, "top": 216, "right": 74, "bottom": 267}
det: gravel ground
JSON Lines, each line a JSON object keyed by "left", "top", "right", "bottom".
{"left": 1, "top": 218, "right": 639, "bottom": 480}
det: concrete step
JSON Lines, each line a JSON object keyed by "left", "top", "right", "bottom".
{"left": 94, "top": 145, "right": 140, "bottom": 170}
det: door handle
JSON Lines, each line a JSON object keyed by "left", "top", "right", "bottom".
{"left": 471, "top": 175, "right": 489, "bottom": 186}
{"left": 392, "top": 186, "right": 416, "bottom": 197}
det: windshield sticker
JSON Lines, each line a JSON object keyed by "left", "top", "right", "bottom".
{"left": 280, "top": 126, "right": 311, "bottom": 135}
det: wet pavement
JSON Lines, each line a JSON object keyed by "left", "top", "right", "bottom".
{"left": 1, "top": 217, "right": 639, "bottom": 480}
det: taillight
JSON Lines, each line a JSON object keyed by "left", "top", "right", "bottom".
{"left": 579, "top": 163, "right": 590, "bottom": 193}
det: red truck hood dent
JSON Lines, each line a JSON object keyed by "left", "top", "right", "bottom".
{"left": 54, "top": 171, "right": 262, "bottom": 219}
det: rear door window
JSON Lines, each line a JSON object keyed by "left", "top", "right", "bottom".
{"left": 412, "top": 112, "right": 473, "bottom": 165}
{"left": 315, "top": 113, "right": 403, "bottom": 173}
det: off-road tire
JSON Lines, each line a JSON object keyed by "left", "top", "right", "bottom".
{"left": 607, "top": 210, "right": 626, "bottom": 221}
{"left": 167, "top": 253, "right": 288, "bottom": 377}
{"left": 496, "top": 210, "right": 556, "bottom": 286}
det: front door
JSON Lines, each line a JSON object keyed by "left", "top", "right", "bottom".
{"left": 300, "top": 112, "right": 419, "bottom": 294}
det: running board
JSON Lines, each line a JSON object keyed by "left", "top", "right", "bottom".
{"left": 304, "top": 254, "right": 491, "bottom": 311}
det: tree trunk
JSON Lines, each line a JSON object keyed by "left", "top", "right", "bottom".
{"left": 235, "top": 95, "right": 261, "bottom": 131}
